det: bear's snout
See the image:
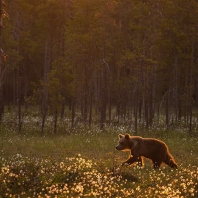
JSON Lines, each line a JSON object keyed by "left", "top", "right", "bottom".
{"left": 115, "top": 145, "right": 121, "bottom": 150}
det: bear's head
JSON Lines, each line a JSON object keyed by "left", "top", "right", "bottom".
{"left": 115, "top": 134, "right": 131, "bottom": 151}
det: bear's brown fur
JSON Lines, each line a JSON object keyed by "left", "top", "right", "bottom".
{"left": 116, "top": 134, "right": 177, "bottom": 169}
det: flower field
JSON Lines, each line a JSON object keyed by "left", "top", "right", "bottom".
{"left": 0, "top": 154, "right": 197, "bottom": 197}
{"left": 0, "top": 114, "right": 198, "bottom": 197}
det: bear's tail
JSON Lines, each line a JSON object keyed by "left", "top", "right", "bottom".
{"left": 164, "top": 153, "right": 178, "bottom": 169}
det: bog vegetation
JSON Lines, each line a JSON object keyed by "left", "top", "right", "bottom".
{"left": 0, "top": 113, "right": 198, "bottom": 197}
{"left": 0, "top": 1, "right": 198, "bottom": 197}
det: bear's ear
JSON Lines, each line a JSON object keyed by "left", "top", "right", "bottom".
{"left": 118, "top": 134, "right": 124, "bottom": 139}
{"left": 125, "top": 134, "right": 130, "bottom": 139}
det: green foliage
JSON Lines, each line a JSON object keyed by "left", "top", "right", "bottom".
{"left": 48, "top": 57, "right": 74, "bottom": 106}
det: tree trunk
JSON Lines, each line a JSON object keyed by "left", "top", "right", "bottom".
{"left": 89, "top": 95, "right": 92, "bottom": 127}
{"left": 108, "top": 98, "right": 112, "bottom": 125}
{"left": 196, "top": 74, "right": 198, "bottom": 108}
{"left": 174, "top": 56, "right": 178, "bottom": 122}
{"left": 41, "top": 39, "right": 51, "bottom": 135}
{"left": 145, "top": 100, "right": 149, "bottom": 129}
{"left": 71, "top": 98, "right": 75, "bottom": 128}
{"left": 0, "top": 86, "right": 3, "bottom": 122}
{"left": 41, "top": 112, "right": 46, "bottom": 135}
{"left": 100, "top": 64, "right": 106, "bottom": 130}
{"left": 189, "top": 41, "right": 195, "bottom": 137}
{"left": 189, "top": 107, "right": 192, "bottom": 137}
{"left": 0, "top": 0, "right": 3, "bottom": 122}
{"left": 60, "top": 100, "right": 65, "bottom": 119}
{"left": 54, "top": 109, "right": 58, "bottom": 134}
{"left": 18, "top": 98, "right": 22, "bottom": 134}
{"left": 134, "top": 100, "right": 138, "bottom": 135}
{"left": 166, "top": 94, "right": 169, "bottom": 129}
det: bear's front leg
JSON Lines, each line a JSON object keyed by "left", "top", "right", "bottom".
{"left": 122, "top": 155, "right": 138, "bottom": 166}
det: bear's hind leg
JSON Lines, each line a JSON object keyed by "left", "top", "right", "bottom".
{"left": 164, "top": 154, "right": 178, "bottom": 169}
{"left": 137, "top": 156, "right": 143, "bottom": 167}
{"left": 152, "top": 160, "right": 162, "bottom": 169}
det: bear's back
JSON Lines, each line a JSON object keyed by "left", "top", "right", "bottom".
{"left": 137, "top": 138, "right": 167, "bottom": 159}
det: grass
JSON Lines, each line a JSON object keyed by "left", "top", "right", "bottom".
{"left": 0, "top": 114, "right": 198, "bottom": 197}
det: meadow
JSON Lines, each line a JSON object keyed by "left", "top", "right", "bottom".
{"left": 0, "top": 113, "right": 198, "bottom": 197}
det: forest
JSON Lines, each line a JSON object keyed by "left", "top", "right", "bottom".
{"left": 1, "top": 0, "right": 198, "bottom": 134}
{"left": 0, "top": 1, "right": 198, "bottom": 197}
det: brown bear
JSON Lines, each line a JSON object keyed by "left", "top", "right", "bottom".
{"left": 116, "top": 134, "right": 177, "bottom": 169}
